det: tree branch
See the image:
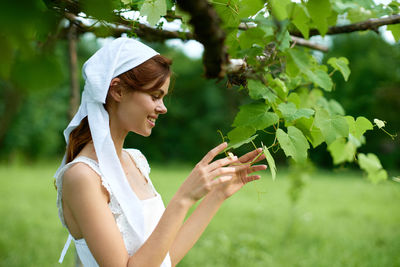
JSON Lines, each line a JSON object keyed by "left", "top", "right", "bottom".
{"left": 176, "top": 0, "right": 228, "bottom": 79}
{"left": 291, "top": 14, "right": 400, "bottom": 37}
{"left": 290, "top": 36, "right": 328, "bottom": 52}
{"left": 62, "top": 12, "right": 194, "bottom": 42}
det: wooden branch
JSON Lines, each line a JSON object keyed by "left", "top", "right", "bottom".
{"left": 62, "top": 13, "right": 194, "bottom": 42}
{"left": 291, "top": 14, "right": 400, "bottom": 37}
{"left": 67, "top": 24, "right": 80, "bottom": 121}
{"left": 176, "top": 0, "right": 228, "bottom": 79}
{"left": 290, "top": 36, "right": 328, "bottom": 52}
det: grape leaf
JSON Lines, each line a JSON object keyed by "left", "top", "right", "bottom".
{"left": 262, "top": 144, "right": 277, "bottom": 180}
{"left": 306, "top": 68, "right": 333, "bottom": 92}
{"left": 288, "top": 49, "right": 333, "bottom": 91}
{"left": 276, "top": 126, "right": 310, "bottom": 162}
{"left": 270, "top": 77, "right": 288, "bottom": 100}
{"left": 294, "top": 117, "right": 325, "bottom": 148}
{"left": 239, "top": 28, "right": 268, "bottom": 49}
{"left": 388, "top": 24, "right": 400, "bottom": 42}
{"left": 248, "top": 79, "right": 268, "bottom": 100}
{"left": 238, "top": 0, "right": 264, "bottom": 19}
{"left": 328, "top": 137, "right": 356, "bottom": 164}
{"left": 140, "top": 0, "right": 167, "bottom": 26}
{"left": 290, "top": 3, "right": 310, "bottom": 39}
{"left": 213, "top": 0, "right": 240, "bottom": 29}
{"left": 345, "top": 116, "right": 373, "bottom": 140}
{"left": 314, "top": 108, "right": 349, "bottom": 145}
{"left": 307, "top": 0, "right": 332, "bottom": 36}
{"left": 270, "top": 0, "right": 291, "bottom": 21}
{"left": 226, "top": 126, "right": 258, "bottom": 150}
{"left": 358, "top": 153, "right": 388, "bottom": 183}
{"left": 233, "top": 102, "right": 279, "bottom": 130}
{"left": 277, "top": 102, "right": 315, "bottom": 123}
{"left": 328, "top": 57, "right": 351, "bottom": 81}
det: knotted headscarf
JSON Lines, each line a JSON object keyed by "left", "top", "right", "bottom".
{"left": 55, "top": 37, "right": 159, "bottom": 244}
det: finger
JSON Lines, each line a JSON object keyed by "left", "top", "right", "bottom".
{"left": 243, "top": 175, "right": 261, "bottom": 184}
{"left": 208, "top": 156, "right": 238, "bottom": 171}
{"left": 210, "top": 175, "right": 233, "bottom": 187}
{"left": 199, "top": 142, "right": 228, "bottom": 165}
{"left": 239, "top": 148, "right": 265, "bottom": 164}
{"left": 247, "top": 164, "right": 268, "bottom": 174}
{"left": 209, "top": 167, "right": 237, "bottom": 178}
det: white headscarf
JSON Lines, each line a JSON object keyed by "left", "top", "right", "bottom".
{"left": 55, "top": 37, "right": 159, "bottom": 243}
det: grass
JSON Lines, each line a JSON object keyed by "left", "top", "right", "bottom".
{"left": 0, "top": 162, "right": 399, "bottom": 267}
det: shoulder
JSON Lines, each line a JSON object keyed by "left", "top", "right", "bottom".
{"left": 62, "top": 162, "right": 109, "bottom": 202}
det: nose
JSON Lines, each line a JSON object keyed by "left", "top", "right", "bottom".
{"left": 156, "top": 100, "right": 167, "bottom": 114}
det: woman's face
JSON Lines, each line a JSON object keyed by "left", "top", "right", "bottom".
{"left": 115, "top": 76, "right": 170, "bottom": 137}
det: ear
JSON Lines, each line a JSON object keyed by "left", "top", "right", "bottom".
{"left": 108, "top": 78, "right": 124, "bottom": 103}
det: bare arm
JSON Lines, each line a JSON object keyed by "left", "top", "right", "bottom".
{"left": 169, "top": 148, "right": 267, "bottom": 265}
{"left": 63, "top": 143, "right": 239, "bottom": 267}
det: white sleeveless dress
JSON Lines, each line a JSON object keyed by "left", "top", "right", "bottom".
{"left": 55, "top": 148, "right": 171, "bottom": 267}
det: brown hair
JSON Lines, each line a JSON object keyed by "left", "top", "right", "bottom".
{"left": 65, "top": 54, "right": 172, "bottom": 163}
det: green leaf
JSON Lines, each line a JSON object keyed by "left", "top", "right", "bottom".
{"left": 248, "top": 79, "right": 268, "bottom": 100}
{"left": 270, "top": 0, "right": 291, "bottom": 21}
{"left": 287, "top": 92, "right": 301, "bottom": 108}
{"left": 345, "top": 116, "right": 373, "bottom": 140}
{"left": 388, "top": 24, "right": 400, "bottom": 42}
{"left": 358, "top": 153, "right": 383, "bottom": 171}
{"left": 121, "top": 0, "right": 131, "bottom": 5}
{"left": 358, "top": 153, "right": 388, "bottom": 183}
{"left": 270, "top": 78, "right": 288, "bottom": 100}
{"left": 239, "top": 27, "right": 268, "bottom": 49}
{"left": 295, "top": 117, "right": 325, "bottom": 148}
{"left": 140, "top": 0, "right": 167, "bottom": 26}
{"left": 276, "top": 126, "right": 310, "bottom": 162}
{"left": 288, "top": 49, "right": 333, "bottom": 91}
{"left": 314, "top": 108, "right": 349, "bottom": 145}
{"left": 290, "top": 3, "right": 310, "bottom": 39}
{"left": 262, "top": 144, "right": 277, "bottom": 180}
{"left": 277, "top": 29, "right": 291, "bottom": 51}
{"left": 233, "top": 103, "right": 279, "bottom": 130}
{"left": 307, "top": 0, "right": 332, "bottom": 36}
{"left": 227, "top": 134, "right": 259, "bottom": 150}
{"left": 306, "top": 68, "right": 333, "bottom": 92}
{"left": 277, "top": 102, "right": 314, "bottom": 123}
{"left": 328, "top": 99, "right": 345, "bottom": 115}
{"left": 227, "top": 127, "right": 258, "bottom": 150}
{"left": 328, "top": 138, "right": 356, "bottom": 164}
{"left": 213, "top": 0, "right": 241, "bottom": 29}
{"left": 328, "top": 57, "right": 351, "bottom": 81}
{"left": 238, "top": 0, "right": 264, "bottom": 18}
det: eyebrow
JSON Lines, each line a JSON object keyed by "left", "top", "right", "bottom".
{"left": 154, "top": 89, "right": 167, "bottom": 96}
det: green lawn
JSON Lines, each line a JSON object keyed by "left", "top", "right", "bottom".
{"left": 0, "top": 162, "right": 399, "bottom": 267}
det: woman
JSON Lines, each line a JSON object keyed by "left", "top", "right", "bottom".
{"left": 55, "top": 37, "right": 266, "bottom": 267}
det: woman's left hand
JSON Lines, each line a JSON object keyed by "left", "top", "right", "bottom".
{"left": 210, "top": 148, "right": 267, "bottom": 200}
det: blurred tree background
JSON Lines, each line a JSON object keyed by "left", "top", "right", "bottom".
{"left": 1, "top": 31, "right": 399, "bottom": 169}
{"left": 0, "top": 0, "right": 399, "bottom": 170}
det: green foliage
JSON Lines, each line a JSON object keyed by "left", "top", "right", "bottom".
{"left": 328, "top": 57, "right": 351, "bottom": 81}
{"left": 1, "top": 0, "right": 398, "bottom": 181}
{"left": 276, "top": 126, "right": 310, "bottom": 163}
{"left": 358, "top": 153, "right": 388, "bottom": 183}
{"left": 140, "top": 0, "right": 167, "bottom": 26}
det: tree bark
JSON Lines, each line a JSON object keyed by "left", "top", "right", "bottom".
{"left": 68, "top": 23, "right": 80, "bottom": 121}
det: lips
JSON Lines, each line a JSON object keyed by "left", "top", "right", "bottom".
{"left": 147, "top": 116, "right": 157, "bottom": 127}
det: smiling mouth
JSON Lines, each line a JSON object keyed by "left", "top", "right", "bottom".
{"left": 147, "top": 117, "right": 156, "bottom": 126}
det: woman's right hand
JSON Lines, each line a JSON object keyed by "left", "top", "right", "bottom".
{"left": 175, "top": 142, "right": 239, "bottom": 206}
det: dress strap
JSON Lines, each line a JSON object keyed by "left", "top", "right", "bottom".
{"left": 58, "top": 234, "right": 73, "bottom": 263}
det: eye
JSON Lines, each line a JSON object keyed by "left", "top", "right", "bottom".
{"left": 151, "top": 94, "right": 161, "bottom": 100}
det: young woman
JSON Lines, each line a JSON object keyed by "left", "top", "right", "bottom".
{"left": 55, "top": 37, "right": 266, "bottom": 267}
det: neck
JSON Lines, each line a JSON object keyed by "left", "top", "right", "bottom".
{"left": 109, "top": 119, "right": 128, "bottom": 161}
